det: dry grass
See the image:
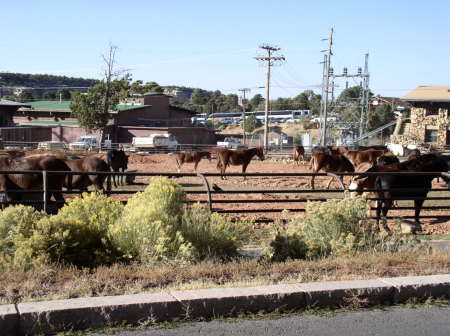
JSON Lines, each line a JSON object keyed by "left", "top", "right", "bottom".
{"left": 1, "top": 249, "right": 449, "bottom": 305}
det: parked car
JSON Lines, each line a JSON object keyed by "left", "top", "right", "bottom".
{"left": 69, "top": 135, "right": 99, "bottom": 151}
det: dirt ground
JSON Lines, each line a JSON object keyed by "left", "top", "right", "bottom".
{"left": 122, "top": 153, "right": 450, "bottom": 235}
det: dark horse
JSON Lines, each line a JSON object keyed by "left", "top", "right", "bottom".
{"left": 0, "top": 155, "right": 72, "bottom": 210}
{"left": 216, "top": 147, "right": 265, "bottom": 180}
{"left": 370, "top": 153, "right": 449, "bottom": 229}
{"left": 64, "top": 155, "right": 111, "bottom": 191}
{"left": 106, "top": 149, "right": 128, "bottom": 187}
{"left": 175, "top": 151, "right": 212, "bottom": 172}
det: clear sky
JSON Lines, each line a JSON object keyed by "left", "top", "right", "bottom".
{"left": 1, "top": 0, "right": 449, "bottom": 99}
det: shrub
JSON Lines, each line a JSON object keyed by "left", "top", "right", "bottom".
{"left": 0, "top": 206, "right": 47, "bottom": 269}
{"left": 2, "top": 193, "right": 124, "bottom": 269}
{"left": 110, "top": 177, "right": 194, "bottom": 263}
{"left": 181, "top": 204, "right": 252, "bottom": 260}
{"left": 265, "top": 196, "right": 412, "bottom": 261}
{"left": 56, "top": 192, "right": 123, "bottom": 239}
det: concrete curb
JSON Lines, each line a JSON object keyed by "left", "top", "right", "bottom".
{"left": 0, "top": 274, "right": 449, "bottom": 335}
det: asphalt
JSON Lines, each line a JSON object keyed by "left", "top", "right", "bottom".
{"left": 1, "top": 274, "right": 449, "bottom": 335}
{"left": 91, "top": 305, "right": 450, "bottom": 336}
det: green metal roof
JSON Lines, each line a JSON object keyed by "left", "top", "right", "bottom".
{"left": 116, "top": 104, "right": 151, "bottom": 111}
{"left": 27, "top": 100, "right": 72, "bottom": 110}
{"left": 24, "top": 101, "right": 150, "bottom": 112}
{"left": 143, "top": 91, "right": 169, "bottom": 96}
{"left": 19, "top": 120, "right": 115, "bottom": 127}
{"left": 20, "top": 120, "right": 80, "bottom": 126}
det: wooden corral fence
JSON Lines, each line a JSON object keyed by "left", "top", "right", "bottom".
{"left": 0, "top": 171, "right": 449, "bottom": 224}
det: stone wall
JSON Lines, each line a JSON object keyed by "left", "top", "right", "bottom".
{"left": 390, "top": 104, "right": 449, "bottom": 146}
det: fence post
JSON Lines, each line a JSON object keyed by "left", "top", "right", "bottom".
{"left": 42, "top": 170, "right": 48, "bottom": 213}
{"left": 197, "top": 173, "right": 212, "bottom": 211}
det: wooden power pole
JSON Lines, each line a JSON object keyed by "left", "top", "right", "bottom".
{"left": 255, "top": 45, "right": 285, "bottom": 151}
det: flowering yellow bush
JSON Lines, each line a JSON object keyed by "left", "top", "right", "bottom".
{"left": 110, "top": 178, "right": 252, "bottom": 263}
{"left": 1, "top": 193, "right": 124, "bottom": 269}
{"left": 110, "top": 177, "right": 194, "bottom": 262}
{"left": 0, "top": 206, "right": 47, "bottom": 269}
{"left": 181, "top": 203, "right": 252, "bottom": 260}
{"left": 266, "top": 196, "right": 382, "bottom": 261}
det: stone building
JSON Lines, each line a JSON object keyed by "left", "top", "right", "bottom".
{"left": 390, "top": 86, "right": 450, "bottom": 147}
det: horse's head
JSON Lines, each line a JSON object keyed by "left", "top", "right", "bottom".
{"left": 256, "top": 147, "right": 265, "bottom": 161}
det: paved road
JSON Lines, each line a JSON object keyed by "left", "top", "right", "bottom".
{"left": 92, "top": 305, "right": 450, "bottom": 336}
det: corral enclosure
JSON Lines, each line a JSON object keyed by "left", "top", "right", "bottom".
{"left": 114, "top": 152, "right": 450, "bottom": 235}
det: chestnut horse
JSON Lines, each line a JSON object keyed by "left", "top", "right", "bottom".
{"left": 310, "top": 153, "right": 355, "bottom": 189}
{"left": 175, "top": 151, "right": 212, "bottom": 172}
{"left": 0, "top": 155, "right": 72, "bottom": 210}
{"left": 216, "top": 147, "right": 265, "bottom": 180}
{"left": 64, "top": 155, "right": 111, "bottom": 191}
{"left": 293, "top": 145, "right": 305, "bottom": 165}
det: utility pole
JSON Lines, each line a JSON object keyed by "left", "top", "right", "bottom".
{"left": 255, "top": 45, "right": 285, "bottom": 150}
{"left": 321, "top": 28, "right": 333, "bottom": 146}
{"left": 238, "top": 88, "right": 251, "bottom": 145}
{"left": 359, "top": 53, "right": 370, "bottom": 137}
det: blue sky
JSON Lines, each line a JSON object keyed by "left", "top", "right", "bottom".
{"left": 1, "top": 0, "right": 449, "bottom": 99}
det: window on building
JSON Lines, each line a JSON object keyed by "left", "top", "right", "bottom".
{"left": 425, "top": 106, "right": 439, "bottom": 116}
{"left": 425, "top": 129, "right": 438, "bottom": 143}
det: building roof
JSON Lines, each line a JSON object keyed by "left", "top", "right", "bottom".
{"left": 18, "top": 120, "right": 115, "bottom": 127}
{"left": 403, "top": 86, "right": 450, "bottom": 102}
{"left": 0, "top": 99, "right": 31, "bottom": 108}
{"left": 116, "top": 104, "right": 151, "bottom": 111}
{"left": 26, "top": 100, "right": 72, "bottom": 111}
{"left": 19, "top": 120, "right": 80, "bottom": 127}
{"left": 143, "top": 91, "right": 172, "bottom": 97}
{"left": 20, "top": 101, "right": 151, "bottom": 113}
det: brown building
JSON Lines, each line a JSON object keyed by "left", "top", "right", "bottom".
{"left": 10, "top": 92, "right": 216, "bottom": 144}
{"left": 390, "top": 86, "right": 450, "bottom": 147}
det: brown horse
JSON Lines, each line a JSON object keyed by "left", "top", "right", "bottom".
{"left": 175, "top": 151, "right": 212, "bottom": 172}
{"left": 293, "top": 145, "right": 305, "bottom": 165}
{"left": 64, "top": 156, "right": 111, "bottom": 191}
{"left": 310, "top": 153, "right": 355, "bottom": 189}
{"left": 0, "top": 155, "right": 72, "bottom": 210}
{"left": 216, "top": 147, "right": 265, "bottom": 180}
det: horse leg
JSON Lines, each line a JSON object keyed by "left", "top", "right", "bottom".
{"left": 380, "top": 198, "right": 393, "bottom": 233}
{"left": 176, "top": 159, "right": 182, "bottom": 173}
{"left": 326, "top": 176, "right": 334, "bottom": 189}
{"left": 194, "top": 160, "right": 199, "bottom": 173}
{"left": 414, "top": 198, "right": 425, "bottom": 224}
{"left": 242, "top": 163, "right": 249, "bottom": 181}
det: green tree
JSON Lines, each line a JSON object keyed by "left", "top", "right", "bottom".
{"left": 70, "top": 44, "right": 128, "bottom": 136}
{"left": 367, "top": 103, "right": 395, "bottom": 131}
{"left": 191, "top": 88, "right": 208, "bottom": 105}
{"left": 243, "top": 114, "right": 262, "bottom": 133}
{"left": 248, "top": 94, "right": 263, "bottom": 111}
{"left": 57, "top": 88, "right": 71, "bottom": 100}
{"left": 18, "top": 92, "right": 34, "bottom": 102}
{"left": 42, "top": 91, "right": 56, "bottom": 100}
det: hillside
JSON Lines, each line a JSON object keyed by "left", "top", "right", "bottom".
{"left": 0, "top": 72, "right": 98, "bottom": 88}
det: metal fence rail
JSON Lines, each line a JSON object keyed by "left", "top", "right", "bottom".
{"left": 0, "top": 170, "right": 449, "bottom": 223}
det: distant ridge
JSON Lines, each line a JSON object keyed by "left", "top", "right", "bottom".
{"left": 0, "top": 72, "right": 99, "bottom": 88}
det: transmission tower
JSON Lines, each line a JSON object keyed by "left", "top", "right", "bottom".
{"left": 255, "top": 45, "right": 285, "bottom": 150}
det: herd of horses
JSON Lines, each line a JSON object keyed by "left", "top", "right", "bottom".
{"left": 0, "top": 149, "right": 128, "bottom": 211}
{"left": 0, "top": 144, "right": 448, "bottom": 229}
